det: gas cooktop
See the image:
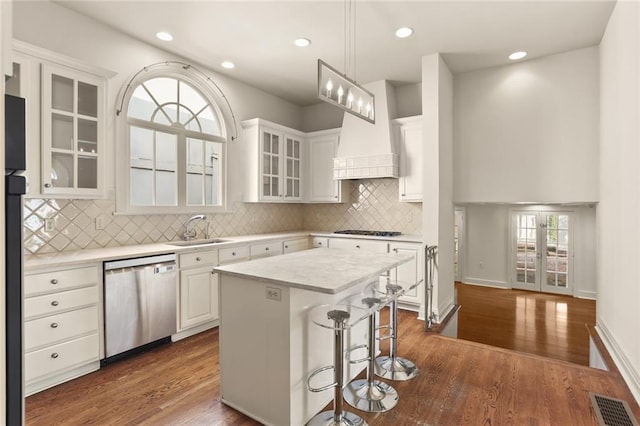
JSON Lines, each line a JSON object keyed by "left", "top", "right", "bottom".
{"left": 334, "top": 230, "right": 402, "bottom": 237}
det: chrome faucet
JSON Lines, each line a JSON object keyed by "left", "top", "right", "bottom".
{"left": 183, "top": 214, "right": 206, "bottom": 241}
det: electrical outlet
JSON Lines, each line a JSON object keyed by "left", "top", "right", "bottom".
{"left": 95, "top": 216, "right": 107, "bottom": 230}
{"left": 44, "top": 218, "right": 55, "bottom": 232}
{"left": 266, "top": 287, "right": 281, "bottom": 301}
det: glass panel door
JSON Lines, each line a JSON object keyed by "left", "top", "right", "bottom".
{"left": 284, "top": 136, "right": 302, "bottom": 200}
{"left": 260, "top": 130, "right": 281, "bottom": 200}
{"left": 511, "top": 211, "right": 572, "bottom": 295}
{"left": 513, "top": 213, "right": 540, "bottom": 291}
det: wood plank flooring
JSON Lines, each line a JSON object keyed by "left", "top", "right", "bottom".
{"left": 27, "top": 285, "right": 635, "bottom": 425}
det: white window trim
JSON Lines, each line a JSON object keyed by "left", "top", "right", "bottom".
{"left": 115, "top": 67, "right": 231, "bottom": 215}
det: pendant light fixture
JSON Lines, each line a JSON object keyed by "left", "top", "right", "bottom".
{"left": 318, "top": 0, "right": 375, "bottom": 124}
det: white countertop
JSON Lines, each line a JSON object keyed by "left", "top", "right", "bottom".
{"left": 214, "top": 247, "right": 413, "bottom": 294}
{"left": 24, "top": 230, "right": 423, "bottom": 271}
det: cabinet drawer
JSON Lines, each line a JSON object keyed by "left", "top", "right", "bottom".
{"left": 25, "top": 286, "right": 98, "bottom": 320}
{"left": 250, "top": 241, "right": 283, "bottom": 258}
{"left": 219, "top": 246, "right": 250, "bottom": 264}
{"left": 312, "top": 237, "right": 329, "bottom": 248}
{"left": 25, "top": 306, "right": 98, "bottom": 351}
{"left": 25, "top": 333, "right": 99, "bottom": 382}
{"left": 25, "top": 266, "right": 98, "bottom": 296}
{"left": 180, "top": 250, "right": 218, "bottom": 269}
{"left": 283, "top": 237, "right": 310, "bottom": 254}
{"left": 328, "top": 238, "right": 389, "bottom": 252}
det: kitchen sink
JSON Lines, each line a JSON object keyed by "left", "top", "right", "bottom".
{"left": 167, "top": 238, "right": 228, "bottom": 247}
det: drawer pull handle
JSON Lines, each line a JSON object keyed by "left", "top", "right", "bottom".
{"left": 196, "top": 257, "right": 201, "bottom": 261}
{"left": 51, "top": 300, "right": 59, "bottom": 307}
{"left": 50, "top": 323, "right": 59, "bottom": 328}
{"left": 51, "top": 352, "right": 59, "bottom": 359}
{"left": 50, "top": 279, "right": 58, "bottom": 285}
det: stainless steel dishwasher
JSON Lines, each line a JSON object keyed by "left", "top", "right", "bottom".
{"left": 104, "top": 254, "right": 177, "bottom": 361}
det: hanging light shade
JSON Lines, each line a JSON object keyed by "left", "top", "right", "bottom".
{"left": 318, "top": 59, "right": 375, "bottom": 124}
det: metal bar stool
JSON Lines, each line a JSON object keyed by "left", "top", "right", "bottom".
{"left": 343, "top": 289, "right": 398, "bottom": 413}
{"left": 307, "top": 303, "right": 370, "bottom": 426}
{"left": 374, "top": 279, "right": 420, "bottom": 381}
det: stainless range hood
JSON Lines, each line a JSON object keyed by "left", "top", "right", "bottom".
{"left": 334, "top": 80, "right": 398, "bottom": 180}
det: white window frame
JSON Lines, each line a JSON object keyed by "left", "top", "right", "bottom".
{"left": 115, "top": 67, "right": 230, "bottom": 215}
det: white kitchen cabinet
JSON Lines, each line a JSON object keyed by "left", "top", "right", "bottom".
{"left": 176, "top": 249, "right": 219, "bottom": 338}
{"left": 41, "top": 62, "right": 106, "bottom": 198}
{"left": 389, "top": 242, "right": 424, "bottom": 309}
{"left": 241, "top": 118, "right": 305, "bottom": 202}
{"left": 24, "top": 263, "right": 101, "bottom": 395}
{"left": 328, "top": 237, "right": 389, "bottom": 253}
{"left": 306, "top": 129, "right": 347, "bottom": 203}
{"left": 283, "top": 237, "right": 310, "bottom": 254}
{"left": 393, "top": 116, "right": 422, "bottom": 202}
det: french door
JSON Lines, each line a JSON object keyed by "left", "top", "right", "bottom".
{"left": 511, "top": 211, "right": 572, "bottom": 295}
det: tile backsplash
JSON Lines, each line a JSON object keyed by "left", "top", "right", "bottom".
{"left": 24, "top": 178, "right": 422, "bottom": 254}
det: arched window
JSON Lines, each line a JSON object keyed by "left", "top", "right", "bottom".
{"left": 118, "top": 68, "right": 229, "bottom": 213}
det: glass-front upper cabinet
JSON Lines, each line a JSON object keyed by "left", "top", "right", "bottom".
{"left": 284, "top": 135, "right": 302, "bottom": 200}
{"left": 41, "top": 63, "right": 105, "bottom": 197}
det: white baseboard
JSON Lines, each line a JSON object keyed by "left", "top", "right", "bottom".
{"left": 596, "top": 320, "right": 640, "bottom": 405}
{"left": 576, "top": 289, "right": 597, "bottom": 300}
{"left": 462, "top": 277, "right": 510, "bottom": 289}
{"left": 172, "top": 320, "right": 219, "bottom": 342}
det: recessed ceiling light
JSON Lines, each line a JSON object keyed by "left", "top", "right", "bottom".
{"left": 395, "top": 27, "right": 414, "bottom": 38}
{"left": 156, "top": 31, "right": 173, "bottom": 42}
{"left": 221, "top": 61, "right": 235, "bottom": 69}
{"left": 509, "top": 51, "right": 528, "bottom": 60}
{"left": 294, "top": 38, "right": 311, "bottom": 47}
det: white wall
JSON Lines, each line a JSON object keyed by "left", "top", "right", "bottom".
{"left": 454, "top": 47, "right": 599, "bottom": 204}
{"left": 396, "top": 83, "right": 422, "bottom": 118}
{"left": 422, "top": 54, "right": 455, "bottom": 318}
{"left": 12, "top": 1, "right": 304, "bottom": 203}
{"left": 461, "top": 204, "right": 597, "bottom": 298}
{"left": 598, "top": 0, "right": 640, "bottom": 403}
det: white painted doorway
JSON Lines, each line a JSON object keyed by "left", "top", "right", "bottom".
{"left": 454, "top": 207, "right": 465, "bottom": 282}
{"left": 510, "top": 210, "right": 572, "bottom": 295}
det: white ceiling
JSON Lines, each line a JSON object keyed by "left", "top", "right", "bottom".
{"left": 56, "top": 0, "right": 615, "bottom": 106}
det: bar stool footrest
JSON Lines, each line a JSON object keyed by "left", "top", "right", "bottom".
{"left": 307, "top": 365, "right": 337, "bottom": 393}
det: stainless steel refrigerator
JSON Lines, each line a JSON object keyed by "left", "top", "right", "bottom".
{"left": 5, "top": 94, "right": 26, "bottom": 425}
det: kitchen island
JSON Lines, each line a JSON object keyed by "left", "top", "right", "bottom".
{"left": 214, "top": 247, "right": 413, "bottom": 426}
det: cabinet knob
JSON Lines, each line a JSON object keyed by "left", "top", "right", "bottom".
{"left": 51, "top": 300, "right": 59, "bottom": 307}
{"left": 232, "top": 252, "right": 236, "bottom": 256}
{"left": 265, "top": 247, "right": 269, "bottom": 251}
{"left": 50, "top": 322, "right": 59, "bottom": 328}
{"left": 401, "top": 193, "right": 406, "bottom": 196}
{"left": 318, "top": 242, "right": 323, "bottom": 246}
{"left": 356, "top": 245, "right": 361, "bottom": 249}
{"left": 44, "top": 183, "right": 51, "bottom": 188}
{"left": 211, "top": 270, "right": 216, "bottom": 275}
{"left": 51, "top": 352, "right": 59, "bottom": 359}
{"left": 50, "top": 279, "right": 58, "bottom": 285}
{"left": 284, "top": 245, "right": 289, "bottom": 249}
{"left": 196, "top": 257, "right": 201, "bottom": 262}
{"left": 334, "top": 196, "right": 338, "bottom": 199}
{"left": 393, "top": 248, "right": 398, "bottom": 253}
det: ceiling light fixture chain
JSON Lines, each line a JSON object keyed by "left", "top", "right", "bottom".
{"left": 115, "top": 60, "right": 238, "bottom": 141}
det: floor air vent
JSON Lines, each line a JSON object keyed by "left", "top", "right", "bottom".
{"left": 590, "top": 392, "right": 639, "bottom": 426}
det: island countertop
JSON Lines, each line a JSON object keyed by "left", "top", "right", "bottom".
{"left": 214, "top": 247, "right": 413, "bottom": 294}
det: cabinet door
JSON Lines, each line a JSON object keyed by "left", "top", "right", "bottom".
{"left": 259, "top": 128, "right": 283, "bottom": 201}
{"left": 399, "top": 123, "right": 422, "bottom": 202}
{"left": 179, "top": 267, "right": 219, "bottom": 330}
{"left": 41, "top": 63, "right": 105, "bottom": 198}
{"left": 389, "top": 242, "right": 424, "bottom": 306}
{"left": 284, "top": 134, "right": 303, "bottom": 201}
{"left": 308, "top": 135, "right": 342, "bottom": 202}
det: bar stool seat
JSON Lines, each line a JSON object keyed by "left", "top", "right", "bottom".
{"left": 374, "top": 279, "right": 420, "bottom": 381}
{"left": 342, "top": 286, "right": 399, "bottom": 413}
{"left": 306, "top": 303, "right": 371, "bottom": 426}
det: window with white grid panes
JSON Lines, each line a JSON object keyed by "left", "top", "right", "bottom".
{"left": 125, "top": 75, "right": 227, "bottom": 210}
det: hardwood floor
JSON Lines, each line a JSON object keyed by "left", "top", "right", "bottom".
{"left": 456, "top": 282, "right": 596, "bottom": 365}
{"left": 27, "top": 285, "right": 636, "bottom": 425}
